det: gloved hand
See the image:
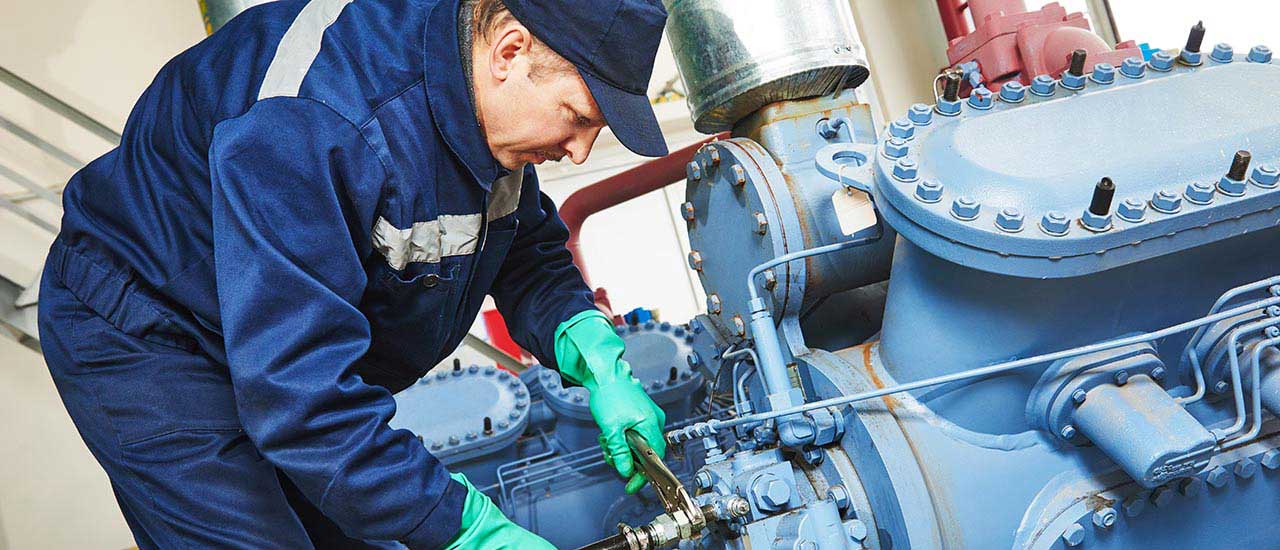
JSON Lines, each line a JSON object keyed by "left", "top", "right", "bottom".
{"left": 442, "top": 472, "right": 555, "bottom": 550}
{"left": 555, "top": 309, "right": 667, "bottom": 494}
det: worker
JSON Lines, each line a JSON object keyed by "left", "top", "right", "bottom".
{"left": 37, "top": 0, "right": 669, "bottom": 547}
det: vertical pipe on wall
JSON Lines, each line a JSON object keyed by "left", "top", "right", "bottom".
{"left": 198, "top": 0, "right": 273, "bottom": 35}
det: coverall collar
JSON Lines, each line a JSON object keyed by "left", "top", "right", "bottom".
{"left": 425, "top": 0, "right": 508, "bottom": 191}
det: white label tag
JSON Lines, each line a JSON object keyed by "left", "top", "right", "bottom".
{"left": 832, "top": 188, "right": 878, "bottom": 236}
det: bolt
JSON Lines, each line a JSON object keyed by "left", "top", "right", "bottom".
{"left": 1185, "top": 181, "right": 1216, "bottom": 205}
{"left": 889, "top": 117, "right": 915, "bottom": 139}
{"left": 893, "top": 159, "right": 919, "bottom": 181}
{"left": 846, "top": 519, "right": 869, "bottom": 542}
{"left": 687, "top": 161, "right": 702, "bottom": 181}
{"left": 1031, "top": 74, "right": 1057, "bottom": 96}
{"left": 1040, "top": 211, "right": 1070, "bottom": 236}
{"left": 1068, "top": 49, "right": 1088, "bottom": 77}
{"left": 1183, "top": 21, "right": 1206, "bottom": 64}
{"left": 1000, "top": 81, "right": 1027, "bottom": 102}
{"left": 1089, "top": 177, "right": 1116, "bottom": 216}
{"left": 915, "top": 179, "right": 944, "bottom": 203}
{"left": 1211, "top": 43, "right": 1234, "bottom": 63}
{"left": 1072, "top": 388, "right": 1088, "bottom": 404}
{"left": 732, "top": 315, "right": 746, "bottom": 338}
{"left": 707, "top": 294, "right": 722, "bottom": 315}
{"left": 909, "top": 103, "right": 934, "bottom": 125}
{"left": 1123, "top": 494, "right": 1146, "bottom": 517}
{"left": 732, "top": 165, "right": 747, "bottom": 186}
{"left": 827, "top": 485, "right": 851, "bottom": 510}
{"left": 688, "top": 251, "right": 703, "bottom": 271}
{"left": 430, "top": 439, "right": 444, "bottom": 450}
{"left": 762, "top": 269, "right": 778, "bottom": 290}
{"left": 448, "top": 435, "right": 460, "bottom": 446}
{"left": 467, "top": 365, "right": 480, "bottom": 374}
{"left": 1060, "top": 425, "right": 1077, "bottom": 439}
{"left": 1262, "top": 449, "right": 1280, "bottom": 470}
{"left": 1207, "top": 466, "right": 1231, "bottom": 488}
{"left": 1151, "top": 486, "right": 1175, "bottom": 507}
{"left": 754, "top": 212, "right": 769, "bottom": 235}
{"left": 1179, "top": 476, "right": 1205, "bottom": 497}
{"left": 751, "top": 474, "right": 792, "bottom": 512}
{"left": 1061, "top": 523, "right": 1086, "bottom": 547}
{"left": 941, "top": 71, "right": 961, "bottom": 102}
{"left": 1151, "top": 366, "right": 1167, "bottom": 380}
{"left": 682, "top": 201, "right": 696, "bottom": 221}
{"left": 1268, "top": 326, "right": 1280, "bottom": 338}
{"left": 1228, "top": 150, "right": 1252, "bottom": 182}
{"left": 1117, "top": 198, "right": 1147, "bottom": 222}
{"left": 1121, "top": 56, "right": 1147, "bottom": 78}
{"left": 1114, "top": 370, "right": 1130, "bottom": 385}
{"left": 995, "top": 207, "right": 1024, "bottom": 232}
{"left": 1093, "top": 507, "right": 1117, "bottom": 529}
{"left": 1214, "top": 380, "right": 1230, "bottom": 394}
{"left": 1235, "top": 458, "right": 1259, "bottom": 479}
{"left": 453, "top": 358, "right": 462, "bottom": 373}
{"left": 695, "top": 470, "right": 714, "bottom": 489}
{"left": 1251, "top": 165, "right": 1280, "bottom": 188}
{"left": 803, "top": 448, "right": 825, "bottom": 465}
{"left": 1249, "top": 45, "right": 1273, "bottom": 64}
{"left": 1150, "top": 51, "right": 1176, "bottom": 71}
{"left": 1151, "top": 189, "right": 1183, "bottom": 213}
{"left": 951, "top": 196, "right": 981, "bottom": 220}
{"left": 483, "top": 365, "right": 496, "bottom": 375}
{"left": 1269, "top": 305, "right": 1280, "bottom": 317}
{"left": 1091, "top": 62, "right": 1116, "bottom": 84}
{"left": 884, "top": 138, "right": 909, "bottom": 159}
{"left": 708, "top": 147, "right": 721, "bottom": 166}
{"left": 968, "top": 86, "right": 993, "bottom": 109}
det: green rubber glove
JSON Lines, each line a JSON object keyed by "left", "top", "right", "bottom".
{"left": 442, "top": 472, "right": 554, "bottom": 550}
{"left": 555, "top": 309, "right": 668, "bottom": 494}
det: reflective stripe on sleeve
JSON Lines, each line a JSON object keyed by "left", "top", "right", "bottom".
{"left": 258, "top": 0, "right": 355, "bottom": 100}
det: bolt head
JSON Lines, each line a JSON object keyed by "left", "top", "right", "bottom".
{"left": 1207, "top": 466, "right": 1231, "bottom": 488}
{"left": 889, "top": 117, "right": 915, "bottom": 139}
{"left": 708, "top": 147, "right": 721, "bottom": 166}
{"left": 686, "top": 161, "right": 702, "bottom": 181}
{"left": 1151, "top": 366, "right": 1167, "bottom": 381}
{"left": 1151, "top": 189, "right": 1183, "bottom": 213}
{"left": 754, "top": 212, "right": 769, "bottom": 235}
{"left": 909, "top": 103, "right": 934, "bottom": 125}
{"left": 1267, "top": 326, "right": 1280, "bottom": 338}
{"left": 688, "top": 251, "right": 703, "bottom": 271}
{"left": 682, "top": 201, "right": 696, "bottom": 221}
{"left": 1117, "top": 198, "right": 1147, "bottom": 222}
{"left": 762, "top": 269, "right": 778, "bottom": 290}
{"left": 883, "top": 138, "right": 909, "bottom": 159}
{"left": 995, "top": 207, "right": 1024, "bottom": 232}
{"left": 1179, "top": 476, "right": 1204, "bottom": 497}
{"left": 732, "top": 315, "right": 746, "bottom": 337}
{"left": 732, "top": 164, "right": 747, "bottom": 186}
{"left": 1219, "top": 175, "right": 1248, "bottom": 196}
{"left": 1151, "top": 51, "right": 1176, "bottom": 71}
{"left": 893, "top": 158, "right": 919, "bottom": 181}
{"left": 1061, "top": 523, "right": 1086, "bottom": 547}
{"left": 1123, "top": 494, "right": 1146, "bottom": 517}
{"left": 951, "top": 196, "right": 981, "bottom": 220}
{"left": 1251, "top": 165, "right": 1279, "bottom": 188}
{"left": 1040, "top": 211, "right": 1070, "bottom": 236}
{"left": 1185, "top": 181, "right": 1216, "bottom": 205}
{"left": 827, "top": 485, "right": 851, "bottom": 509}
{"left": 1235, "top": 458, "right": 1259, "bottom": 479}
{"left": 1214, "top": 380, "right": 1230, "bottom": 394}
{"left": 999, "top": 81, "right": 1026, "bottom": 102}
{"left": 846, "top": 519, "right": 868, "bottom": 542}
{"left": 1151, "top": 486, "right": 1174, "bottom": 507}
{"left": 1071, "top": 388, "right": 1088, "bottom": 404}
{"left": 1060, "top": 424, "right": 1077, "bottom": 439}
{"left": 1091, "top": 62, "right": 1116, "bottom": 84}
{"left": 1261, "top": 449, "right": 1280, "bottom": 470}
{"left": 752, "top": 475, "right": 792, "bottom": 511}
{"left": 1093, "top": 507, "right": 1117, "bottom": 529}
{"left": 915, "top": 179, "right": 943, "bottom": 203}
{"left": 1081, "top": 208, "right": 1113, "bottom": 232}
{"left": 1211, "top": 43, "right": 1235, "bottom": 63}
{"left": 1249, "top": 45, "right": 1274, "bottom": 63}
{"left": 707, "top": 294, "right": 722, "bottom": 314}
{"left": 1121, "top": 56, "right": 1147, "bottom": 78}
{"left": 968, "top": 86, "right": 993, "bottom": 109}
{"left": 1114, "top": 370, "right": 1130, "bottom": 385}
{"left": 936, "top": 97, "right": 962, "bottom": 115}
{"left": 1061, "top": 71, "right": 1086, "bottom": 89}
{"left": 1030, "top": 74, "right": 1057, "bottom": 96}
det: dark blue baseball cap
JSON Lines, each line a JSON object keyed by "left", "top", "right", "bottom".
{"left": 504, "top": 0, "right": 670, "bottom": 157}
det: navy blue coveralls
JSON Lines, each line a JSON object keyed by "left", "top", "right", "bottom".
{"left": 37, "top": 0, "right": 594, "bottom": 547}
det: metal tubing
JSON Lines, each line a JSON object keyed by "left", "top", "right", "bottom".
{"left": 1213, "top": 317, "right": 1280, "bottom": 441}
{"left": 1227, "top": 336, "right": 1280, "bottom": 447}
{"left": 559, "top": 134, "right": 725, "bottom": 285}
{"left": 1178, "top": 277, "right": 1280, "bottom": 404}
{"left": 0, "top": 65, "right": 121, "bottom": 144}
{"left": 680, "top": 294, "right": 1280, "bottom": 434}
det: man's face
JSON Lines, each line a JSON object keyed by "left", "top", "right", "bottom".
{"left": 473, "top": 23, "right": 607, "bottom": 170}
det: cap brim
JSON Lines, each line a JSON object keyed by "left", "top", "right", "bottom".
{"left": 580, "top": 69, "right": 669, "bottom": 157}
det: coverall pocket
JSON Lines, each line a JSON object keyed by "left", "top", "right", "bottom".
{"left": 362, "top": 262, "right": 461, "bottom": 386}
{"left": 64, "top": 291, "right": 243, "bottom": 448}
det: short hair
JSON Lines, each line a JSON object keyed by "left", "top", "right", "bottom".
{"left": 468, "top": 0, "right": 576, "bottom": 80}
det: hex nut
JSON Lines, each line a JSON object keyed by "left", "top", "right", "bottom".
{"left": 1261, "top": 449, "right": 1280, "bottom": 470}
{"left": 686, "top": 161, "right": 702, "bottom": 181}
{"left": 1121, "top": 56, "right": 1147, "bottom": 78}
{"left": 845, "top": 519, "right": 868, "bottom": 542}
{"left": 936, "top": 98, "right": 962, "bottom": 116}
{"left": 968, "top": 86, "right": 993, "bottom": 109}
{"left": 1248, "top": 45, "right": 1273, "bottom": 64}
{"left": 995, "top": 207, "right": 1024, "bottom": 232}
{"left": 1251, "top": 165, "right": 1279, "bottom": 188}
{"left": 688, "top": 251, "right": 703, "bottom": 271}
{"left": 909, "top": 103, "right": 934, "bottom": 125}
{"left": 1117, "top": 198, "right": 1147, "bottom": 222}
{"left": 1211, "top": 43, "right": 1234, "bottom": 63}
{"left": 1060, "top": 425, "right": 1077, "bottom": 439}
{"left": 1040, "top": 211, "right": 1070, "bottom": 236}
{"left": 1151, "top": 190, "right": 1183, "bottom": 213}
{"left": 951, "top": 196, "right": 981, "bottom": 221}
{"left": 1091, "top": 62, "right": 1116, "bottom": 84}
{"left": 1151, "top": 486, "right": 1174, "bottom": 508}
{"left": 915, "top": 179, "right": 943, "bottom": 203}
{"left": 1207, "top": 466, "right": 1231, "bottom": 488}
{"left": 1150, "top": 51, "right": 1176, "bottom": 71}
{"left": 1093, "top": 507, "right": 1117, "bottom": 529}
{"left": 1030, "top": 74, "right": 1057, "bottom": 96}
{"left": 1061, "top": 523, "right": 1086, "bottom": 547}
{"left": 889, "top": 117, "right": 915, "bottom": 139}
{"left": 732, "top": 315, "right": 746, "bottom": 338}
{"left": 732, "top": 165, "right": 747, "bottom": 186}
{"left": 883, "top": 138, "right": 909, "bottom": 159}
{"left": 707, "top": 294, "right": 722, "bottom": 315}
{"left": 682, "top": 201, "right": 696, "bottom": 221}
{"left": 754, "top": 212, "right": 769, "bottom": 235}
{"left": 1080, "top": 208, "right": 1113, "bottom": 232}
{"left": 893, "top": 159, "right": 919, "bottom": 181}
{"left": 1061, "top": 71, "right": 1086, "bottom": 90}
{"left": 1235, "top": 458, "right": 1259, "bottom": 479}
{"left": 751, "top": 475, "right": 792, "bottom": 512}
{"left": 1122, "top": 494, "right": 1146, "bottom": 517}
{"left": 1179, "top": 476, "right": 1205, "bottom": 497}
{"left": 1185, "top": 181, "right": 1216, "bottom": 205}
{"left": 1219, "top": 175, "right": 1247, "bottom": 196}
{"left": 1000, "top": 81, "right": 1026, "bottom": 102}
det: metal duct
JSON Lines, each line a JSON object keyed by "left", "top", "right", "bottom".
{"left": 662, "top": 0, "right": 870, "bottom": 133}
{"left": 198, "top": 0, "right": 274, "bottom": 35}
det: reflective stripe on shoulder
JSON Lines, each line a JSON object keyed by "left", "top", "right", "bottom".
{"left": 258, "top": 0, "right": 355, "bottom": 100}
{"left": 372, "top": 215, "right": 483, "bottom": 270}
{"left": 486, "top": 170, "right": 524, "bottom": 219}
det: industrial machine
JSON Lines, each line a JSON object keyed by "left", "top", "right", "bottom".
{"left": 392, "top": 0, "right": 1280, "bottom": 548}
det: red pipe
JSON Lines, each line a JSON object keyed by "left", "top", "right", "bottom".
{"left": 936, "top": 0, "right": 971, "bottom": 41}
{"left": 560, "top": 132, "right": 727, "bottom": 286}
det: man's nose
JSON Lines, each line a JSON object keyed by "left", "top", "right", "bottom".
{"left": 564, "top": 127, "right": 602, "bottom": 165}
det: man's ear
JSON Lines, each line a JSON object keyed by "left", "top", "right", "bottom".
{"left": 488, "top": 24, "right": 534, "bottom": 82}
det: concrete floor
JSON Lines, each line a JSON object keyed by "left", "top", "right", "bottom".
{"left": 0, "top": 337, "right": 133, "bottom": 550}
